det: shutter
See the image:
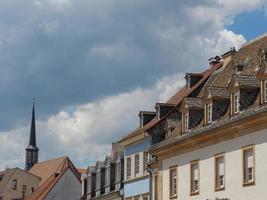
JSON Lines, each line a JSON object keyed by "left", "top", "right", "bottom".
{"left": 247, "top": 151, "right": 254, "bottom": 168}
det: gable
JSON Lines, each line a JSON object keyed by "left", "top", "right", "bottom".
{"left": 45, "top": 168, "right": 81, "bottom": 200}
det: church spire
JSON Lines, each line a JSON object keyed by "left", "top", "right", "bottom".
{"left": 25, "top": 101, "right": 39, "bottom": 170}
{"left": 29, "top": 101, "right": 37, "bottom": 147}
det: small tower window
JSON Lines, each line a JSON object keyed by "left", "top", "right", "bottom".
{"left": 12, "top": 179, "right": 17, "bottom": 190}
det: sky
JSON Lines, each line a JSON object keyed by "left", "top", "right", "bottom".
{"left": 0, "top": 0, "right": 267, "bottom": 170}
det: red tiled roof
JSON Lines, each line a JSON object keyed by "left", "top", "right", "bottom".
{"left": 26, "top": 157, "right": 81, "bottom": 200}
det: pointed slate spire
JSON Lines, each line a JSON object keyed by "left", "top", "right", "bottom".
{"left": 25, "top": 100, "right": 39, "bottom": 170}
{"left": 29, "top": 101, "right": 37, "bottom": 147}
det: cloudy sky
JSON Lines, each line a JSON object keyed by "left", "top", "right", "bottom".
{"left": 0, "top": 0, "right": 267, "bottom": 170}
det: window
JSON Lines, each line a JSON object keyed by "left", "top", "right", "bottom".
{"left": 143, "top": 152, "right": 149, "bottom": 174}
{"left": 207, "top": 103, "right": 212, "bottom": 123}
{"left": 154, "top": 174, "right": 158, "bottom": 200}
{"left": 215, "top": 155, "right": 225, "bottom": 190}
{"left": 22, "top": 185, "right": 27, "bottom": 191}
{"left": 169, "top": 167, "right": 177, "bottom": 197}
{"left": 243, "top": 146, "right": 255, "bottom": 186}
{"left": 127, "top": 157, "right": 131, "bottom": 178}
{"left": 96, "top": 170, "right": 101, "bottom": 190}
{"left": 11, "top": 179, "right": 17, "bottom": 190}
{"left": 135, "top": 154, "right": 140, "bottom": 175}
{"left": 115, "top": 161, "right": 121, "bottom": 182}
{"left": 190, "top": 161, "right": 199, "bottom": 195}
{"left": 105, "top": 166, "right": 110, "bottom": 186}
{"left": 183, "top": 112, "right": 189, "bottom": 132}
{"left": 31, "top": 187, "right": 34, "bottom": 193}
{"left": 232, "top": 92, "right": 239, "bottom": 114}
{"left": 264, "top": 80, "right": 267, "bottom": 103}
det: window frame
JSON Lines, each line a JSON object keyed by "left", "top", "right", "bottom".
{"left": 190, "top": 160, "right": 199, "bottom": 196}
{"left": 183, "top": 112, "right": 189, "bottom": 133}
{"left": 135, "top": 154, "right": 140, "bottom": 176}
{"left": 232, "top": 91, "right": 240, "bottom": 114}
{"left": 214, "top": 154, "right": 225, "bottom": 191}
{"left": 242, "top": 145, "right": 255, "bottom": 186}
{"left": 207, "top": 102, "right": 212, "bottom": 124}
{"left": 126, "top": 157, "right": 132, "bottom": 179}
{"left": 169, "top": 166, "right": 177, "bottom": 198}
{"left": 264, "top": 80, "right": 267, "bottom": 103}
{"left": 11, "top": 179, "right": 17, "bottom": 190}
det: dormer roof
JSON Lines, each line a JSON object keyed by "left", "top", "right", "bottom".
{"left": 181, "top": 98, "right": 204, "bottom": 110}
{"left": 205, "top": 87, "right": 230, "bottom": 99}
{"left": 229, "top": 75, "right": 260, "bottom": 89}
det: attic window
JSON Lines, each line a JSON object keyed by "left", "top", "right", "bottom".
{"left": 235, "top": 64, "right": 244, "bottom": 75}
{"left": 264, "top": 80, "right": 267, "bottom": 102}
{"left": 182, "top": 112, "right": 189, "bottom": 133}
{"left": 206, "top": 103, "right": 212, "bottom": 124}
{"left": 232, "top": 92, "right": 240, "bottom": 114}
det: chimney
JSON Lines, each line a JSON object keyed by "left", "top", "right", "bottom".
{"left": 222, "top": 47, "right": 236, "bottom": 67}
{"left": 185, "top": 73, "right": 203, "bottom": 90}
{"left": 139, "top": 111, "right": 156, "bottom": 127}
{"left": 155, "top": 103, "right": 175, "bottom": 120}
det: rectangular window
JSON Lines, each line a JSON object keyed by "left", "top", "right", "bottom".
{"left": 264, "top": 80, "right": 267, "bottom": 102}
{"left": 143, "top": 152, "right": 149, "bottom": 174}
{"left": 169, "top": 167, "right": 177, "bottom": 197}
{"left": 127, "top": 157, "right": 131, "bottom": 178}
{"left": 233, "top": 92, "right": 239, "bottom": 114}
{"left": 183, "top": 112, "right": 189, "bottom": 132}
{"left": 243, "top": 146, "right": 255, "bottom": 186}
{"left": 105, "top": 166, "right": 110, "bottom": 186}
{"left": 207, "top": 103, "right": 212, "bottom": 123}
{"left": 12, "top": 179, "right": 17, "bottom": 190}
{"left": 215, "top": 155, "right": 225, "bottom": 190}
{"left": 115, "top": 161, "right": 120, "bottom": 182}
{"left": 154, "top": 174, "right": 158, "bottom": 200}
{"left": 190, "top": 161, "right": 199, "bottom": 195}
{"left": 135, "top": 154, "right": 140, "bottom": 175}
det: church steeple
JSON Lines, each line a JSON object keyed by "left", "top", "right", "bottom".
{"left": 25, "top": 101, "right": 39, "bottom": 170}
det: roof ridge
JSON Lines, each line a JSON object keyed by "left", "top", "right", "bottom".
{"left": 242, "top": 33, "right": 267, "bottom": 48}
{"left": 33, "top": 156, "right": 67, "bottom": 165}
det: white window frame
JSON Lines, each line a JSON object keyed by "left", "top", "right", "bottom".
{"left": 169, "top": 167, "right": 177, "bottom": 197}
{"left": 215, "top": 155, "right": 225, "bottom": 190}
{"left": 190, "top": 161, "right": 199, "bottom": 195}
{"left": 207, "top": 103, "right": 212, "bottom": 123}
{"left": 183, "top": 112, "right": 189, "bottom": 132}
{"left": 233, "top": 92, "right": 240, "bottom": 114}
{"left": 243, "top": 146, "right": 255, "bottom": 186}
{"left": 126, "top": 157, "right": 131, "bottom": 178}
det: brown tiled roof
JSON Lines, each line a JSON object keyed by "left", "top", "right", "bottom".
{"left": 151, "top": 33, "right": 267, "bottom": 152}
{"left": 27, "top": 157, "right": 81, "bottom": 200}
{"left": 119, "top": 63, "right": 222, "bottom": 142}
{"left": 77, "top": 168, "right": 87, "bottom": 175}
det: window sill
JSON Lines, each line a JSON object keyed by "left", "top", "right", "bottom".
{"left": 190, "top": 191, "right": 199, "bottom": 196}
{"left": 215, "top": 186, "right": 225, "bottom": 192}
{"left": 243, "top": 180, "right": 255, "bottom": 187}
{"left": 169, "top": 194, "right": 177, "bottom": 199}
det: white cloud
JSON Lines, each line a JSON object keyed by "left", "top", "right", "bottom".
{"left": 0, "top": 0, "right": 266, "bottom": 169}
{"left": 0, "top": 73, "right": 185, "bottom": 170}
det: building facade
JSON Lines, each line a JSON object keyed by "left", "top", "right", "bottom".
{"left": 86, "top": 143, "right": 124, "bottom": 200}
{"left": 148, "top": 35, "right": 267, "bottom": 200}
{"left": 0, "top": 168, "right": 40, "bottom": 200}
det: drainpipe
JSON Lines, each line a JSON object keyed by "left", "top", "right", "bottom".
{"left": 147, "top": 165, "right": 153, "bottom": 200}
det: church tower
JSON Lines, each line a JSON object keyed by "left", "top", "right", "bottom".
{"left": 25, "top": 102, "right": 39, "bottom": 170}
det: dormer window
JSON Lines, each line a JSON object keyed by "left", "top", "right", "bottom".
{"left": 207, "top": 103, "right": 212, "bottom": 123}
{"left": 264, "top": 80, "right": 267, "bottom": 103}
{"left": 232, "top": 92, "right": 240, "bottom": 114}
{"left": 183, "top": 112, "right": 189, "bottom": 132}
{"left": 235, "top": 64, "right": 244, "bottom": 75}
